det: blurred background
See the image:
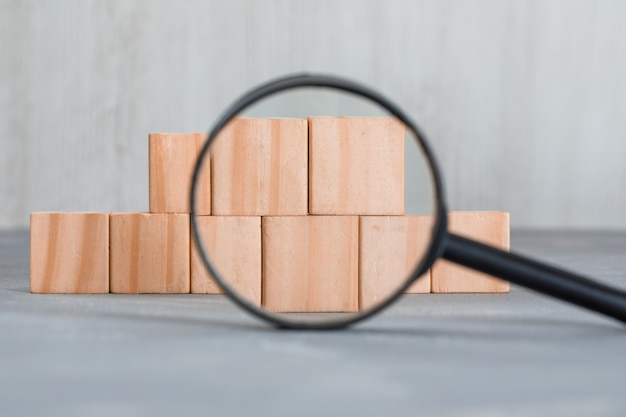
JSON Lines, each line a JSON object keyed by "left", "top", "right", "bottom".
{"left": 1, "top": 0, "right": 625, "bottom": 229}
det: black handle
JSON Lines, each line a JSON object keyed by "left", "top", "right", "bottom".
{"left": 442, "top": 233, "right": 626, "bottom": 324}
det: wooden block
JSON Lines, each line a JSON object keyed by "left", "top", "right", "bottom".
{"left": 211, "top": 118, "right": 308, "bottom": 215}
{"left": 191, "top": 216, "right": 261, "bottom": 306}
{"left": 30, "top": 212, "right": 110, "bottom": 294}
{"left": 309, "top": 117, "right": 405, "bottom": 215}
{"left": 110, "top": 213, "right": 190, "bottom": 293}
{"left": 262, "top": 216, "right": 359, "bottom": 313}
{"left": 149, "top": 133, "right": 211, "bottom": 214}
{"left": 432, "top": 211, "right": 510, "bottom": 293}
{"left": 359, "top": 216, "right": 433, "bottom": 310}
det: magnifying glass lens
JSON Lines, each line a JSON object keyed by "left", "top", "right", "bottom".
{"left": 192, "top": 87, "right": 438, "bottom": 326}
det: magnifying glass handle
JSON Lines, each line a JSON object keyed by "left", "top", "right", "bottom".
{"left": 443, "top": 233, "right": 626, "bottom": 324}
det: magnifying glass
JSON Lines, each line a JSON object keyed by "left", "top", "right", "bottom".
{"left": 191, "top": 73, "right": 626, "bottom": 329}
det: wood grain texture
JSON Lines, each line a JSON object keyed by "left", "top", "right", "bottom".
{"left": 30, "top": 212, "right": 109, "bottom": 293}
{"left": 262, "top": 216, "right": 359, "bottom": 313}
{"left": 110, "top": 213, "right": 189, "bottom": 294}
{"left": 432, "top": 211, "right": 510, "bottom": 293}
{"left": 359, "top": 216, "right": 432, "bottom": 310}
{"left": 309, "top": 117, "right": 405, "bottom": 215}
{"left": 211, "top": 118, "right": 308, "bottom": 216}
{"left": 149, "top": 133, "right": 210, "bottom": 214}
{"left": 191, "top": 216, "right": 261, "bottom": 306}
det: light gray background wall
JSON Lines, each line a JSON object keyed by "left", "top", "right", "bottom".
{"left": 1, "top": 0, "right": 625, "bottom": 229}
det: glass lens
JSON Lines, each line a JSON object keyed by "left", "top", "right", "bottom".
{"left": 192, "top": 86, "right": 437, "bottom": 325}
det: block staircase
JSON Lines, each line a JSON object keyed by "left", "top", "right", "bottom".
{"left": 30, "top": 117, "right": 510, "bottom": 312}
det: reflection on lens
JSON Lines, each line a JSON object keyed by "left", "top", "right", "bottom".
{"left": 192, "top": 87, "right": 437, "bottom": 325}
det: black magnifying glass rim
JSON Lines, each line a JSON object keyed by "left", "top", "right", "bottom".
{"left": 190, "top": 73, "right": 449, "bottom": 330}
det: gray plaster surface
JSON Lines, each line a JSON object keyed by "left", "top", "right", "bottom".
{"left": 1, "top": 230, "right": 626, "bottom": 416}
{"left": 4, "top": 2, "right": 626, "bottom": 229}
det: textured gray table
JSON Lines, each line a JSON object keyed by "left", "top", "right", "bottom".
{"left": 2, "top": 230, "right": 626, "bottom": 417}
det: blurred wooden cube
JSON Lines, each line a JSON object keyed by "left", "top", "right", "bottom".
{"left": 211, "top": 118, "right": 308, "bottom": 215}
{"left": 149, "top": 133, "right": 210, "bottom": 214}
{"left": 309, "top": 117, "right": 405, "bottom": 215}
{"left": 432, "top": 211, "right": 510, "bottom": 293}
{"left": 191, "top": 216, "right": 261, "bottom": 306}
{"left": 110, "top": 213, "right": 190, "bottom": 293}
{"left": 262, "top": 216, "right": 359, "bottom": 312}
{"left": 30, "top": 212, "right": 110, "bottom": 294}
{"left": 359, "top": 216, "right": 432, "bottom": 310}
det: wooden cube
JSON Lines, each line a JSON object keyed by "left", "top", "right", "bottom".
{"left": 432, "top": 211, "right": 510, "bottom": 293}
{"left": 262, "top": 216, "right": 359, "bottom": 313}
{"left": 149, "top": 133, "right": 211, "bottom": 214}
{"left": 110, "top": 213, "right": 190, "bottom": 293}
{"left": 191, "top": 216, "right": 261, "bottom": 306}
{"left": 30, "top": 212, "right": 110, "bottom": 294}
{"left": 211, "top": 118, "right": 308, "bottom": 215}
{"left": 309, "top": 117, "right": 405, "bottom": 215}
{"left": 359, "top": 216, "right": 433, "bottom": 310}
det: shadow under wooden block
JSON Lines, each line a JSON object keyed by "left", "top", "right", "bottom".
{"left": 110, "top": 213, "right": 190, "bottom": 294}
{"left": 149, "top": 133, "right": 210, "bottom": 214}
{"left": 432, "top": 211, "right": 510, "bottom": 293}
{"left": 191, "top": 216, "right": 261, "bottom": 306}
{"left": 309, "top": 117, "right": 405, "bottom": 215}
{"left": 211, "top": 118, "right": 308, "bottom": 216}
{"left": 359, "top": 216, "right": 432, "bottom": 310}
{"left": 262, "top": 216, "right": 359, "bottom": 313}
{"left": 30, "top": 212, "right": 109, "bottom": 294}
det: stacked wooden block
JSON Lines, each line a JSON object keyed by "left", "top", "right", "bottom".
{"left": 30, "top": 118, "right": 509, "bottom": 312}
